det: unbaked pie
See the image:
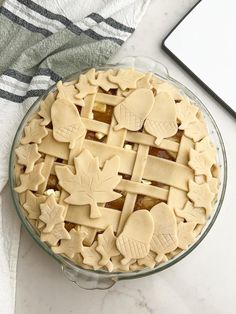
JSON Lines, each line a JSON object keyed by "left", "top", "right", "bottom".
{"left": 14, "top": 67, "right": 220, "bottom": 272}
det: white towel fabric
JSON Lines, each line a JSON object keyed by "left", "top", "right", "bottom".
{"left": 0, "top": 1, "right": 150, "bottom": 313}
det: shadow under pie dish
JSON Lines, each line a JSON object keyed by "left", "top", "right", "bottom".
{"left": 10, "top": 57, "right": 226, "bottom": 289}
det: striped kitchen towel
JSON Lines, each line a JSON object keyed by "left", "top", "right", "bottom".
{"left": 0, "top": 1, "right": 150, "bottom": 313}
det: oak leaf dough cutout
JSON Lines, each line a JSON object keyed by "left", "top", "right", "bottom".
{"left": 55, "top": 149, "right": 122, "bottom": 218}
{"left": 187, "top": 180, "right": 215, "bottom": 217}
{"left": 96, "top": 225, "right": 120, "bottom": 272}
{"left": 39, "top": 194, "right": 65, "bottom": 233}
{"left": 75, "top": 72, "right": 97, "bottom": 99}
{"left": 113, "top": 88, "right": 154, "bottom": 131}
{"left": 184, "top": 119, "right": 208, "bottom": 142}
{"left": 51, "top": 98, "right": 86, "bottom": 149}
{"left": 89, "top": 70, "right": 118, "bottom": 91}
{"left": 177, "top": 222, "right": 196, "bottom": 250}
{"left": 40, "top": 222, "right": 71, "bottom": 246}
{"left": 188, "top": 148, "right": 214, "bottom": 181}
{"left": 38, "top": 93, "right": 55, "bottom": 126}
{"left": 15, "top": 143, "right": 41, "bottom": 173}
{"left": 116, "top": 210, "right": 154, "bottom": 265}
{"left": 174, "top": 201, "right": 206, "bottom": 225}
{"left": 195, "top": 136, "right": 216, "bottom": 161}
{"left": 23, "top": 190, "right": 46, "bottom": 219}
{"left": 14, "top": 162, "right": 45, "bottom": 193}
{"left": 52, "top": 227, "right": 87, "bottom": 259}
{"left": 57, "top": 80, "right": 85, "bottom": 106}
{"left": 108, "top": 68, "right": 144, "bottom": 90}
{"left": 176, "top": 98, "right": 198, "bottom": 130}
{"left": 81, "top": 241, "right": 103, "bottom": 270}
{"left": 150, "top": 202, "right": 178, "bottom": 262}
{"left": 20, "top": 119, "right": 48, "bottom": 144}
{"left": 144, "top": 92, "right": 178, "bottom": 145}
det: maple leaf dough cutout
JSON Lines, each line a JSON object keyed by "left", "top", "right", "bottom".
{"left": 75, "top": 73, "right": 97, "bottom": 99}
{"left": 81, "top": 241, "right": 102, "bottom": 270}
{"left": 89, "top": 70, "right": 118, "bottom": 91}
{"left": 187, "top": 180, "right": 215, "bottom": 217}
{"left": 177, "top": 222, "right": 196, "bottom": 250}
{"left": 176, "top": 98, "right": 199, "bottom": 130}
{"left": 55, "top": 149, "right": 122, "bottom": 218}
{"left": 108, "top": 68, "right": 145, "bottom": 90}
{"left": 188, "top": 148, "right": 215, "bottom": 181}
{"left": 39, "top": 194, "right": 65, "bottom": 232}
{"left": 57, "top": 80, "right": 85, "bottom": 106}
{"left": 15, "top": 162, "right": 45, "bottom": 193}
{"left": 113, "top": 88, "right": 154, "bottom": 131}
{"left": 23, "top": 190, "right": 46, "bottom": 219}
{"left": 116, "top": 210, "right": 154, "bottom": 265}
{"left": 40, "top": 222, "right": 71, "bottom": 246}
{"left": 52, "top": 227, "right": 87, "bottom": 258}
{"left": 175, "top": 201, "right": 206, "bottom": 224}
{"left": 15, "top": 143, "right": 41, "bottom": 173}
{"left": 150, "top": 202, "right": 178, "bottom": 262}
{"left": 96, "top": 225, "right": 120, "bottom": 270}
{"left": 38, "top": 92, "right": 55, "bottom": 126}
{"left": 20, "top": 119, "right": 48, "bottom": 145}
{"left": 195, "top": 136, "right": 217, "bottom": 161}
{"left": 184, "top": 119, "right": 208, "bottom": 142}
{"left": 144, "top": 92, "right": 178, "bottom": 145}
{"left": 51, "top": 98, "right": 86, "bottom": 149}
{"left": 137, "top": 251, "right": 157, "bottom": 269}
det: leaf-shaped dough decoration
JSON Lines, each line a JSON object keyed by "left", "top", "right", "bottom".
{"left": 137, "top": 251, "right": 157, "bottom": 268}
{"left": 57, "top": 80, "right": 85, "bottom": 106}
{"left": 81, "top": 241, "right": 102, "bottom": 270}
{"left": 96, "top": 225, "right": 120, "bottom": 267}
{"left": 75, "top": 72, "right": 97, "bottom": 99}
{"left": 111, "top": 256, "right": 135, "bottom": 272}
{"left": 176, "top": 98, "right": 198, "bottom": 130}
{"left": 175, "top": 201, "right": 206, "bottom": 224}
{"left": 51, "top": 98, "right": 86, "bottom": 149}
{"left": 15, "top": 143, "right": 41, "bottom": 173}
{"left": 39, "top": 194, "right": 65, "bottom": 232}
{"left": 38, "top": 92, "right": 55, "bottom": 125}
{"left": 20, "top": 119, "right": 48, "bottom": 144}
{"left": 150, "top": 202, "right": 178, "bottom": 259}
{"left": 89, "top": 70, "right": 118, "bottom": 91}
{"left": 188, "top": 148, "right": 214, "bottom": 181}
{"left": 116, "top": 210, "right": 154, "bottom": 265}
{"left": 195, "top": 136, "right": 216, "bottom": 161}
{"left": 108, "top": 68, "right": 145, "bottom": 90}
{"left": 15, "top": 162, "right": 45, "bottom": 193}
{"left": 152, "top": 80, "right": 183, "bottom": 101}
{"left": 52, "top": 227, "right": 87, "bottom": 258}
{"left": 177, "top": 222, "right": 196, "bottom": 250}
{"left": 23, "top": 190, "right": 46, "bottom": 219}
{"left": 41, "top": 222, "right": 71, "bottom": 246}
{"left": 187, "top": 180, "right": 215, "bottom": 217}
{"left": 184, "top": 119, "right": 208, "bottom": 142}
{"left": 113, "top": 88, "right": 154, "bottom": 131}
{"left": 55, "top": 149, "right": 122, "bottom": 218}
{"left": 144, "top": 92, "right": 178, "bottom": 145}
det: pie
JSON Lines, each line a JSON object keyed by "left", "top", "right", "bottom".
{"left": 14, "top": 67, "right": 220, "bottom": 272}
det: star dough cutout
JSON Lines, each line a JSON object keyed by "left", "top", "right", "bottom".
{"left": 39, "top": 194, "right": 65, "bottom": 232}
{"left": 187, "top": 180, "right": 215, "bottom": 217}
{"left": 108, "top": 68, "right": 144, "bottom": 90}
{"left": 15, "top": 144, "right": 41, "bottom": 173}
{"left": 23, "top": 190, "right": 46, "bottom": 219}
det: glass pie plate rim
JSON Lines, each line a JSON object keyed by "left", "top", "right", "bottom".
{"left": 9, "top": 56, "right": 227, "bottom": 289}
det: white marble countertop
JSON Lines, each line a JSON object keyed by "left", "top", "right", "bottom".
{"left": 15, "top": 1, "right": 236, "bottom": 313}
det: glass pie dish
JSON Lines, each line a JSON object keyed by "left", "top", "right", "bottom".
{"left": 9, "top": 56, "right": 227, "bottom": 290}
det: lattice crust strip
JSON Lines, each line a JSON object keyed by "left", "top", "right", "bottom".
{"left": 14, "top": 67, "right": 219, "bottom": 273}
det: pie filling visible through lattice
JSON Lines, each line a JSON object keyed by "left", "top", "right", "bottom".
{"left": 14, "top": 67, "right": 219, "bottom": 272}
